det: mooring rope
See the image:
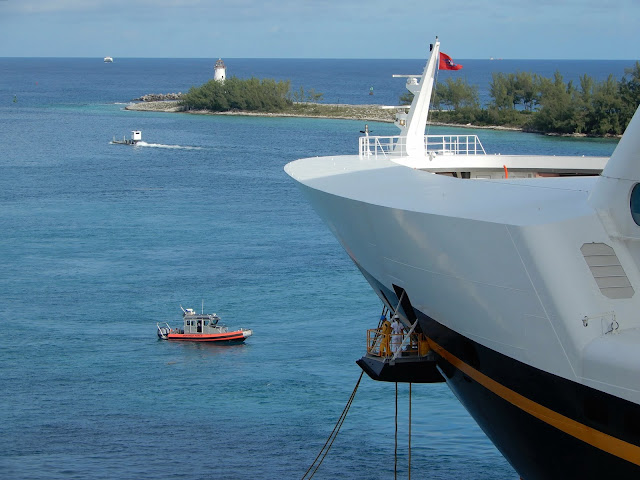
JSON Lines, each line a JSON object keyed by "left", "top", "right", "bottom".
{"left": 394, "top": 382, "right": 398, "bottom": 480}
{"left": 409, "top": 383, "right": 412, "bottom": 480}
{"left": 395, "top": 382, "right": 413, "bottom": 480}
{"left": 301, "top": 371, "right": 364, "bottom": 480}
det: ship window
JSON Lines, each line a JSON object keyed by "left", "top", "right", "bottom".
{"left": 630, "top": 183, "right": 640, "bottom": 226}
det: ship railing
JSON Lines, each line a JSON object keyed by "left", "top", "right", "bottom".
{"left": 366, "top": 328, "right": 430, "bottom": 358}
{"left": 359, "top": 134, "right": 486, "bottom": 159}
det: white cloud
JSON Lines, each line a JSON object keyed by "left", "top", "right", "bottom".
{"left": 0, "top": 0, "right": 638, "bottom": 58}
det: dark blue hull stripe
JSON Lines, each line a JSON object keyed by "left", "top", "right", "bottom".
{"left": 355, "top": 263, "right": 640, "bottom": 479}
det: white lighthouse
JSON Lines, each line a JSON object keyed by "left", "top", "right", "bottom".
{"left": 214, "top": 58, "right": 226, "bottom": 82}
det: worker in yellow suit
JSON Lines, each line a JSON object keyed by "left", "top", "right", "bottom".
{"left": 380, "top": 317, "right": 392, "bottom": 357}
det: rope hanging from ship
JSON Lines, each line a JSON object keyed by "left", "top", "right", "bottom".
{"left": 395, "top": 382, "right": 399, "bottom": 479}
{"left": 409, "top": 383, "right": 412, "bottom": 480}
{"left": 301, "top": 371, "right": 364, "bottom": 480}
{"left": 302, "top": 327, "right": 416, "bottom": 478}
{"left": 394, "top": 382, "right": 413, "bottom": 480}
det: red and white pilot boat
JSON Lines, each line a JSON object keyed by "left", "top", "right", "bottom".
{"left": 157, "top": 306, "right": 252, "bottom": 343}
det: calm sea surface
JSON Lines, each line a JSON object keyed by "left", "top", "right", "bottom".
{"left": 0, "top": 58, "right": 623, "bottom": 479}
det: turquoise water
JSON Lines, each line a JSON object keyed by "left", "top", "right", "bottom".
{"left": 0, "top": 59, "right": 619, "bottom": 479}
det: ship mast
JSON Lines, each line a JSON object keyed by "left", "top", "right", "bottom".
{"left": 402, "top": 37, "right": 440, "bottom": 157}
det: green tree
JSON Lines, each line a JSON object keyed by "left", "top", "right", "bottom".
{"left": 530, "top": 72, "right": 579, "bottom": 133}
{"left": 514, "top": 72, "right": 537, "bottom": 110}
{"left": 489, "top": 73, "right": 514, "bottom": 110}
{"left": 180, "top": 76, "right": 295, "bottom": 112}
{"left": 619, "top": 61, "right": 640, "bottom": 125}
{"left": 435, "top": 78, "right": 479, "bottom": 110}
{"left": 589, "top": 75, "right": 624, "bottom": 135}
{"left": 306, "top": 88, "right": 324, "bottom": 103}
{"left": 568, "top": 73, "right": 596, "bottom": 133}
{"left": 399, "top": 91, "right": 414, "bottom": 106}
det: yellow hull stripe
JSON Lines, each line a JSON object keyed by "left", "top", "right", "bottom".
{"left": 428, "top": 338, "right": 640, "bottom": 466}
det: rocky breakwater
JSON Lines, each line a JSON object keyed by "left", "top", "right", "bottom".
{"left": 126, "top": 93, "right": 183, "bottom": 112}
{"left": 124, "top": 94, "right": 397, "bottom": 123}
{"left": 133, "top": 93, "right": 183, "bottom": 102}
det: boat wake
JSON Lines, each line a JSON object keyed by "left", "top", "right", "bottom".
{"left": 135, "top": 141, "right": 201, "bottom": 150}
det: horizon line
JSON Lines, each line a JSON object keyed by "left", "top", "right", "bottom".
{"left": 0, "top": 56, "right": 638, "bottom": 62}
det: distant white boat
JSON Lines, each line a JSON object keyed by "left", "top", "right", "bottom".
{"left": 104, "top": 56, "right": 113, "bottom": 63}
{"left": 111, "top": 130, "right": 142, "bottom": 145}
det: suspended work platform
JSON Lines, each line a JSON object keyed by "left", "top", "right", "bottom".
{"left": 357, "top": 326, "right": 444, "bottom": 383}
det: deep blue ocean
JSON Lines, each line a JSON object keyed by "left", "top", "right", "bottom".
{"left": 0, "top": 58, "right": 624, "bottom": 480}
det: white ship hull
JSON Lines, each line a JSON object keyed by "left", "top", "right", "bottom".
{"left": 289, "top": 153, "right": 640, "bottom": 398}
{"left": 287, "top": 149, "right": 640, "bottom": 480}
{"left": 285, "top": 38, "right": 640, "bottom": 479}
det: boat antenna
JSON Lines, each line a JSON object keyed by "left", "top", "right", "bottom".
{"left": 201, "top": 299, "right": 204, "bottom": 314}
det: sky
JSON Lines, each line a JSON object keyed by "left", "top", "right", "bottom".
{"left": 0, "top": 0, "right": 638, "bottom": 59}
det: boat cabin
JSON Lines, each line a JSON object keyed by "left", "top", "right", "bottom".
{"left": 112, "top": 130, "right": 142, "bottom": 145}
{"left": 182, "top": 311, "right": 222, "bottom": 334}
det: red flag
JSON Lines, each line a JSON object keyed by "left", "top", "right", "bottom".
{"left": 439, "top": 52, "right": 463, "bottom": 71}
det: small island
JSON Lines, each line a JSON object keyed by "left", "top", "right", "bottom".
{"left": 126, "top": 61, "right": 640, "bottom": 137}
{"left": 126, "top": 74, "right": 397, "bottom": 123}
{"left": 126, "top": 98, "right": 397, "bottom": 123}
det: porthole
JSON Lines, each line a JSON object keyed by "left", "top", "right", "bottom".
{"left": 631, "top": 183, "right": 640, "bottom": 226}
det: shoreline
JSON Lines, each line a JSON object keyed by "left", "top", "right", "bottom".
{"left": 124, "top": 100, "right": 603, "bottom": 136}
{"left": 125, "top": 100, "right": 400, "bottom": 124}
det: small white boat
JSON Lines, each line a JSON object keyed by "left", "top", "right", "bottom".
{"left": 111, "top": 130, "right": 142, "bottom": 145}
{"left": 104, "top": 56, "right": 113, "bottom": 63}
